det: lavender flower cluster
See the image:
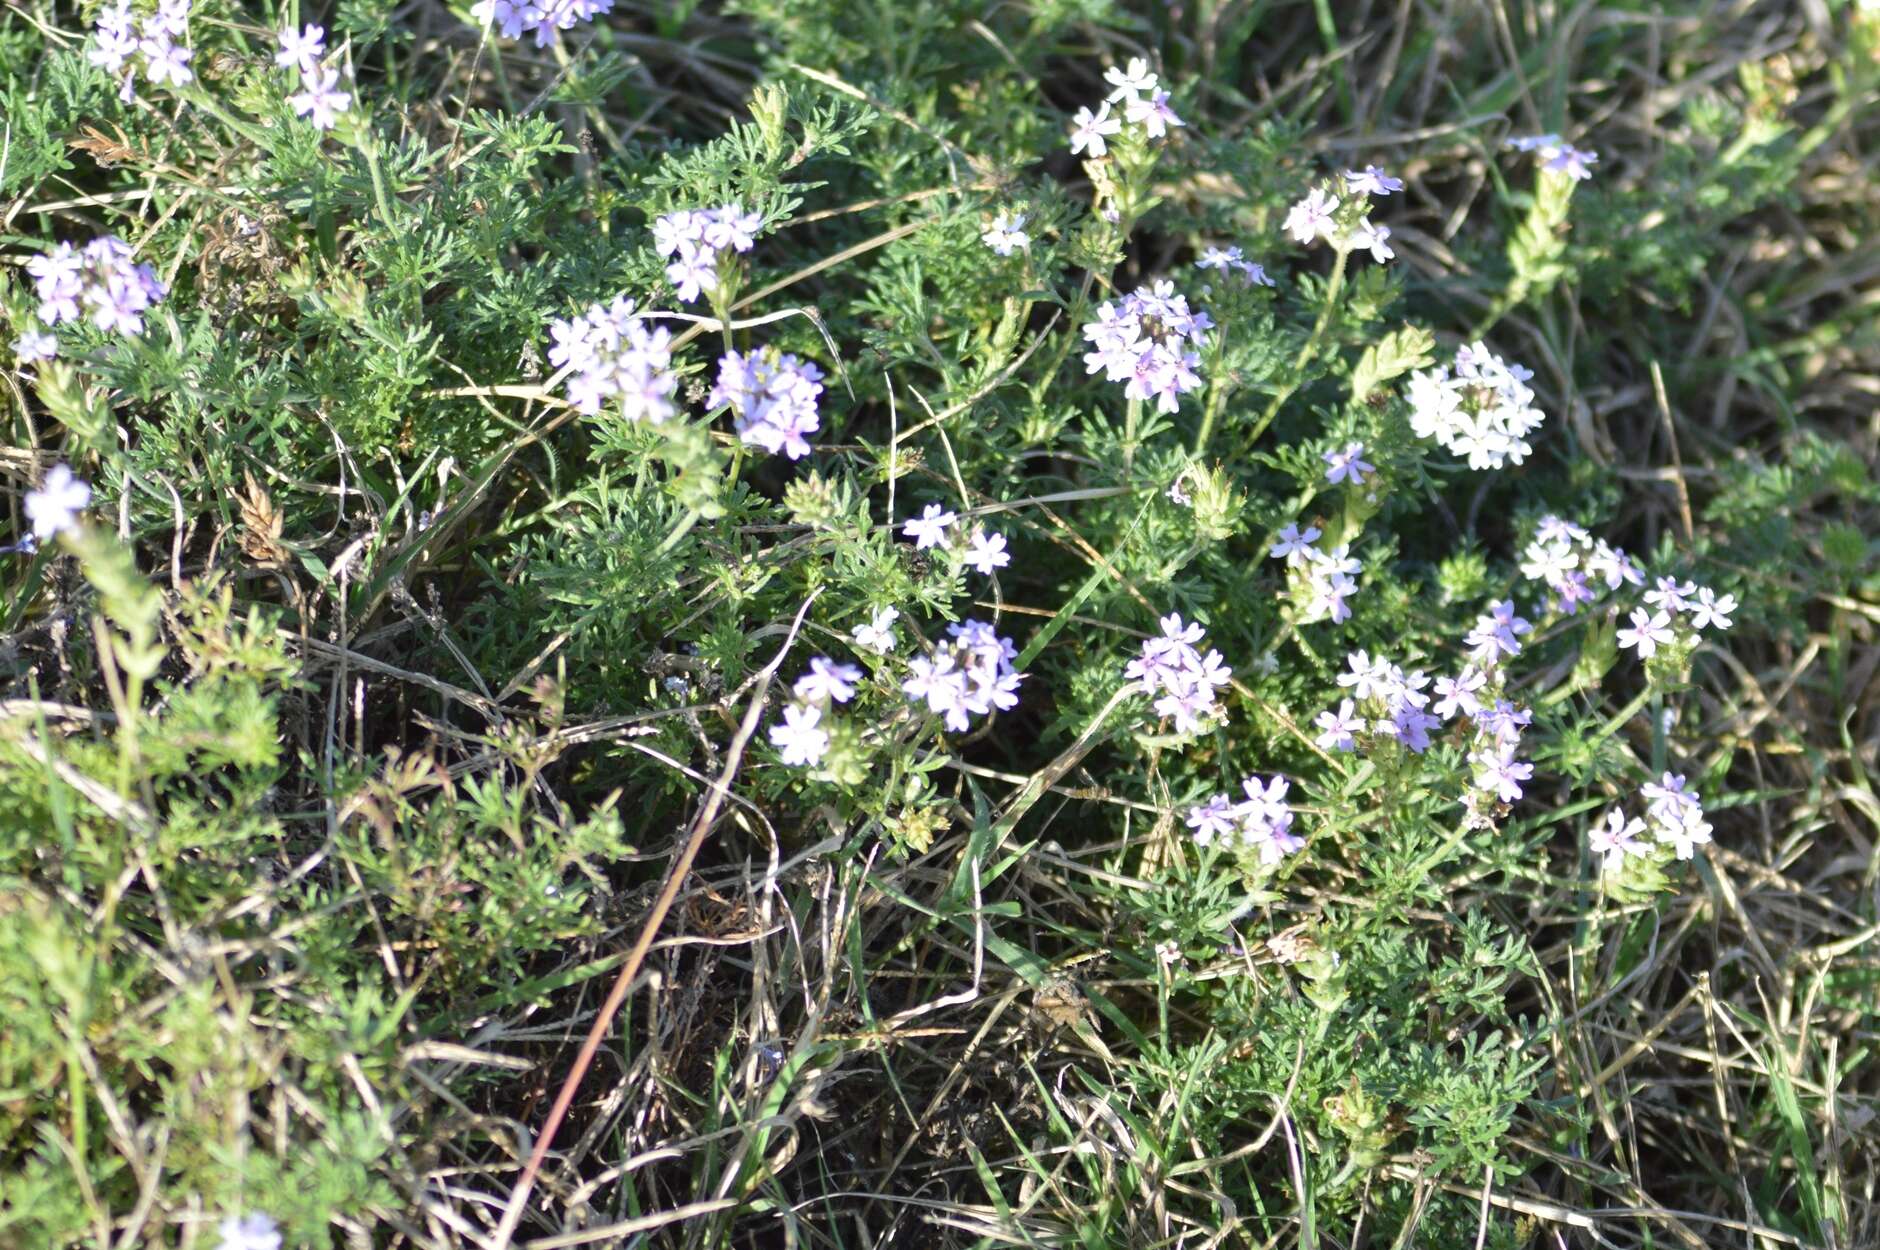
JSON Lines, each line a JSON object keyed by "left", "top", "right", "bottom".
{"left": 90, "top": 0, "right": 191, "bottom": 103}
{"left": 25, "top": 236, "right": 167, "bottom": 344}
{"left": 1283, "top": 165, "right": 1399, "bottom": 260}
{"left": 1591, "top": 774, "right": 1712, "bottom": 872}
{"left": 1124, "top": 613, "right": 1232, "bottom": 734}
{"left": 279, "top": 24, "right": 352, "bottom": 131}
{"left": 1405, "top": 341, "right": 1547, "bottom": 471}
{"left": 1185, "top": 774, "right": 1302, "bottom": 865}
{"left": 768, "top": 656, "right": 863, "bottom": 767}
{"left": 709, "top": 348, "right": 824, "bottom": 461}
{"left": 1081, "top": 281, "right": 1212, "bottom": 414}
{"left": 902, "top": 620, "right": 1023, "bottom": 732}
{"left": 653, "top": 204, "right": 762, "bottom": 304}
{"left": 1194, "top": 245, "right": 1274, "bottom": 288}
{"left": 1269, "top": 524, "right": 1362, "bottom": 624}
{"left": 547, "top": 296, "right": 677, "bottom": 421}
{"left": 472, "top": 0, "right": 612, "bottom": 47}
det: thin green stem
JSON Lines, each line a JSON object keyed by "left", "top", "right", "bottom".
{"left": 1243, "top": 247, "right": 1349, "bottom": 451}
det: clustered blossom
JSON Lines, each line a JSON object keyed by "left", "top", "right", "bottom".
{"left": 215, "top": 1213, "right": 281, "bottom": 1250}
{"left": 1069, "top": 56, "right": 1183, "bottom": 157}
{"left": 280, "top": 24, "right": 352, "bottom": 132}
{"left": 472, "top": 0, "right": 612, "bottom": 47}
{"left": 89, "top": 0, "right": 191, "bottom": 104}
{"left": 1405, "top": 341, "right": 1547, "bottom": 471}
{"left": 1589, "top": 775, "right": 1712, "bottom": 872}
{"left": 24, "top": 464, "right": 92, "bottom": 543}
{"left": 1268, "top": 524, "right": 1361, "bottom": 624}
{"left": 652, "top": 204, "right": 761, "bottom": 304}
{"left": 1195, "top": 245, "right": 1274, "bottom": 288}
{"left": 709, "top": 348, "right": 824, "bottom": 460}
{"left": 26, "top": 236, "right": 167, "bottom": 337}
{"left": 1185, "top": 774, "right": 1302, "bottom": 864}
{"left": 769, "top": 656, "right": 863, "bottom": 767}
{"left": 1124, "top": 613, "right": 1231, "bottom": 734}
{"left": 902, "top": 620, "right": 1023, "bottom": 732}
{"left": 1284, "top": 165, "right": 1399, "bottom": 259}
{"left": 1081, "top": 281, "right": 1212, "bottom": 414}
{"left": 982, "top": 212, "right": 1030, "bottom": 256}
{"left": 1507, "top": 133, "right": 1600, "bottom": 182}
{"left": 547, "top": 295, "right": 677, "bottom": 420}
{"left": 1283, "top": 189, "right": 1339, "bottom": 246}
{"left": 1514, "top": 514, "right": 1733, "bottom": 658}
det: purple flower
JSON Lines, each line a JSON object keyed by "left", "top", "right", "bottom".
{"left": 1472, "top": 747, "right": 1533, "bottom": 804}
{"left": 1347, "top": 221, "right": 1393, "bottom": 264}
{"left": 965, "top": 528, "right": 1010, "bottom": 576}
{"left": 710, "top": 348, "right": 824, "bottom": 460}
{"left": 11, "top": 328, "right": 57, "bottom": 364}
{"left": 472, "top": 0, "right": 614, "bottom": 45}
{"left": 24, "top": 464, "right": 91, "bottom": 541}
{"left": 769, "top": 703, "right": 830, "bottom": 766}
{"left": 1544, "top": 145, "right": 1598, "bottom": 181}
{"left": 665, "top": 245, "right": 719, "bottom": 304}
{"left": 1431, "top": 668, "right": 1486, "bottom": 719}
{"left": 548, "top": 297, "right": 676, "bottom": 422}
{"left": 1644, "top": 576, "right": 1697, "bottom": 614}
{"left": 1123, "top": 88, "right": 1183, "bottom": 138}
{"left": 902, "top": 619, "right": 1023, "bottom": 732}
{"left": 1185, "top": 794, "right": 1239, "bottom": 845}
{"left": 139, "top": 34, "right": 193, "bottom": 87}
{"left": 276, "top": 23, "right": 326, "bottom": 71}
{"left": 793, "top": 657, "right": 862, "bottom": 705}
{"left": 1269, "top": 522, "right": 1321, "bottom": 565}
{"left": 1081, "top": 281, "right": 1212, "bottom": 415}
{"left": 1322, "top": 441, "right": 1375, "bottom": 486}
{"left": 902, "top": 503, "right": 956, "bottom": 550}
{"left": 1342, "top": 165, "right": 1403, "bottom": 196}
{"left": 1125, "top": 613, "right": 1231, "bottom": 735}
{"left": 702, "top": 203, "right": 762, "bottom": 253}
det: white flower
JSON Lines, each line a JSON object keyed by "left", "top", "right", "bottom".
{"left": 275, "top": 23, "right": 325, "bottom": 71}
{"left": 1616, "top": 608, "right": 1674, "bottom": 659}
{"left": 981, "top": 211, "right": 1030, "bottom": 256}
{"left": 901, "top": 503, "right": 956, "bottom": 550}
{"left": 1347, "top": 221, "right": 1393, "bottom": 263}
{"left": 11, "top": 328, "right": 57, "bottom": 364}
{"left": 1069, "top": 102, "right": 1122, "bottom": 157}
{"left": 1283, "top": 189, "right": 1340, "bottom": 245}
{"left": 964, "top": 528, "right": 1010, "bottom": 576}
{"left": 1588, "top": 809, "right": 1648, "bottom": 872}
{"left": 1103, "top": 56, "right": 1158, "bottom": 102}
{"left": 1686, "top": 587, "right": 1736, "bottom": 631}
{"left": 1342, "top": 165, "right": 1403, "bottom": 196}
{"left": 1123, "top": 89, "right": 1183, "bottom": 138}
{"left": 853, "top": 606, "right": 899, "bottom": 655}
{"left": 216, "top": 1213, "right": 282, "bottom": 1250}
{"left": 1269, "top": 522, "right": 1321, "bottom": 565}
{"left": 769, "top": 703, "right": 830, "bottom": 766}
{"left": 24, "top": 464, "right": 90, "bottom": 540}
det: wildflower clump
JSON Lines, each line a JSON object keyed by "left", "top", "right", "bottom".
{"left": 473, "top": 0, "right": 613, "bottom": 46}
{"left": 709, "top": 347, "right": 825, "bottom": 460}
{"left": 1125, "top": 613, "right": 1232, "bottom": 734}
{"left": 279, "top": 24, "right": 353, "bottom": 131}
{"left": 547, "top": 296, "right": 678, "bottom": 420}
{"left": 89, "top": 0, "right": 191, "bottom": 102}
{"left": 26, "top": 236, "right": 166, "bottom": 339}
{"left": 1404, "top": 341, "right": 1548, "bottom": 469}
{"left": 902, "top": 620, "right": 1023, "bottom": 732}
{"left": 653, "top": 204, "right": 763, "bottom": 304}
{"left": 1186, "top": 774, "right": 1303, "bottom": 865}
{"left": 1081, "top": 282, "right": 1212, "bottom": 413}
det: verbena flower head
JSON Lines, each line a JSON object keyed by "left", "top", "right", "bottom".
{"left": 981, "top": 212, "right": 1030, "bottom": 256}
{"left": 27, "top": 237, "right": 166, "bottom": 336}
{"left": 1322, "top": 441, "right": 1375, "bottom": 486}
{"left": 1509, "top": 133, "right": 1599, "bottom": 181}
{"left": 25, "top": 464, "right": 91, "bottom": 541}
{"left": 1125, "top": 613, "right": 1231, "bottom": 734}
{"left": 793, "top": 657, "right": 862, "bottom": 705}
{"left": 215, "top": 1213, "right": 281, "bottom": 1250}
{"left": 276, "top": 23, "right": 325, "bottom": 71}
{"left": 653, "top": 204, "right": 761, "bottom": 303}
{"left": 93, "top": 0, "right": 192, "bottom": 100}
{"left": 1642, "top": 771, "right": 1713, "bottom": 860}
{"left": 901, "top": 619, "right": 1023, "bottom": 732}
{"left": 709, "top": 347, "right": 824, "bottom": 460}
{"left": 1186, "top": 774, "right": 1301, "bottom": 864}
{"left": 289, "top": 65, "right": 352, "bottom": 130}
{"left": 472, "top": 0, "right": 614, "bottom": 46}
{"left": 548, "top": 296, "right": 677, "bottom": 422}
{"left": 1405, "top": 341, "right": 1546, "bottom": 470}
{"left": 1081, "top": 281, "right": 1211, "bottom": 414}
{"left": 1617, "top": 608, "right": 1674, "bottom": 659}
{"left": 964, "top": 528, "right": 1010, "bottom": 576}
{"left": 1589, "top": 808, "right": 1648, "bottom": 872}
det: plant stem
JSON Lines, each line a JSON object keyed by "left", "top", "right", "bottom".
{"left": 1243, "top": 247, "right": 1349, "bottom": 451}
